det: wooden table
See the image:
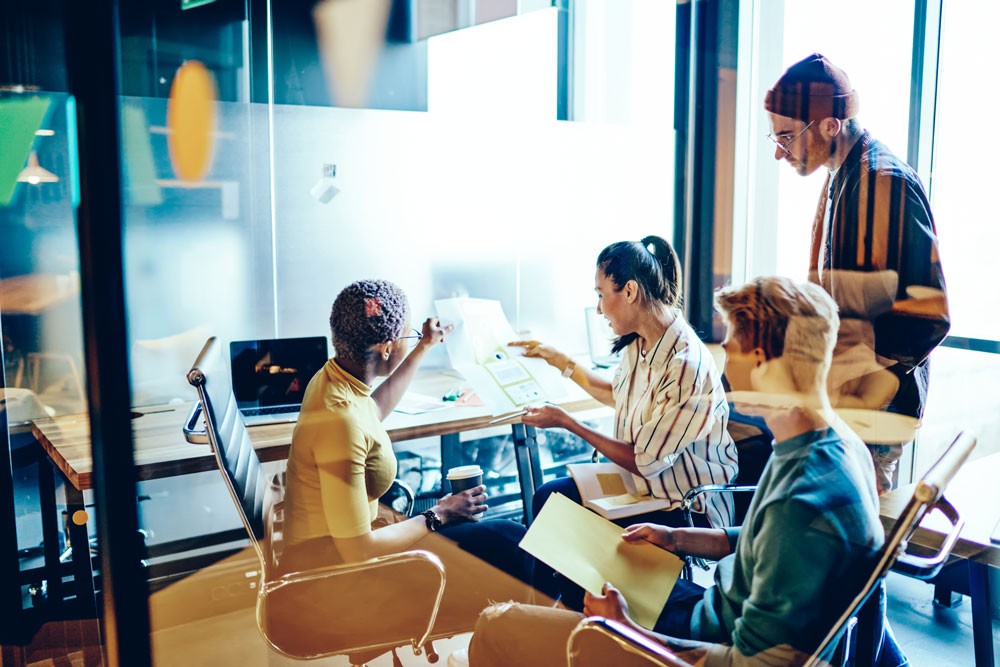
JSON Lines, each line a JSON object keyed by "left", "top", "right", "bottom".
{"left": 0, "top": 273, "right": 79, "bottom": 315}
{"left": 29, "top": 374, "right": 607, "bottom": 618}
{"left": 31, "top": 392, "right": 606, "bottom": 493}
{"left": 879, "top": 452, "right": 1000, "bottom": 666}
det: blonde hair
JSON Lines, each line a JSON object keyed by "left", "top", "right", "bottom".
{"left": 715, "top": 277, "right": 839, "bottom": 394}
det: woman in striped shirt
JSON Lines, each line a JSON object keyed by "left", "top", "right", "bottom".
{"left": 512, "top": 236, "right": 737, "bottom": 536}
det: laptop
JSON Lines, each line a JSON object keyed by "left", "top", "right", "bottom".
{"left": 229, "top": 336, "right": 329, "bottom": 426}
{"left": 585, "top": 307, "right": 622, "bottom": 369}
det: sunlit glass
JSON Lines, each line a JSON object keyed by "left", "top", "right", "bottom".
{"left": 766, "top": 120, "right": 814, "bottom": 156}
{"left": 398, "top": 329, "right": 423, "bottom": 348}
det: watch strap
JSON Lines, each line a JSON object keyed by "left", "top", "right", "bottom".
{"left": 421, "top": 509, "right": 442, "bottom": 532}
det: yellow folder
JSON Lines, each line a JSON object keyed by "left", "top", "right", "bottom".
{"left": 519, "top": 493, "right": 684, "bottom": 629}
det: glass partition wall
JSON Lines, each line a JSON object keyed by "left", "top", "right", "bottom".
{"left": 1, "top": 0, "right": 680, "bottom": 664}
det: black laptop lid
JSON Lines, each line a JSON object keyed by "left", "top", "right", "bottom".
{"left": 229, "top": 336, "right": 329, "bottom": 411}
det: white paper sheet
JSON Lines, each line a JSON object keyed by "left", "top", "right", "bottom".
{"left": 434, "top": 297, "right": 566, "bottom": 415}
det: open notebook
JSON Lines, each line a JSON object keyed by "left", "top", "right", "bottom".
{"left": 566, "top": 462, "right": 672, "bottom": 520}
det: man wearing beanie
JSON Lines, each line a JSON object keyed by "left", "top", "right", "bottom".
{"left": 764, "top": 53, "right": 950, "bottom": 494}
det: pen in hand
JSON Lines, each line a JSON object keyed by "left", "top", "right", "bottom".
{"left": 487, "top": 410, "right": 527, "bottom": 425}
{"left": 486, "top": 402, "right": 557, "bottom": 425}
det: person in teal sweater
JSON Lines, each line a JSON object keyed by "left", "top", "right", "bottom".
{"left": 468, "top": 277, "right": 896, "bottom": 667}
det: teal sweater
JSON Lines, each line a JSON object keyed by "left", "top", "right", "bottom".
{"left": 694, "top": 427, "right": 883, "bottom": 666}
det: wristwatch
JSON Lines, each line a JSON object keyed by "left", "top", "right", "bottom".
{"left": 561, "top": 360, "right": 577, "bottom": 378}
{"left": 421, "top": 509, "right": 443, "bottom": 532}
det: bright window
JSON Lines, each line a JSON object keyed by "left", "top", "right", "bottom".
{"left": 747, "top": 1, "right": 914, "bottom": 281}
{"left": 928, "top": 0, "right": 1000, "bottom": 340}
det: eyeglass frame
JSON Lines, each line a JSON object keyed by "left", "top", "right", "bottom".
{"left": 398, "top": 328, "right": 424, "bottom": 347}
{"left": 766, "top": 120, "right": 814, "bottom": 156}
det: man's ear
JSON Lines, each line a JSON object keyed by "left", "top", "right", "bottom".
{"left": 752, "top": 347, "right": 767, "bottom": 367}
{"left": 379, "top": 341, "right": 393, "bottom": 361}
{"left": 820, "top": 117, "right": 842, "bottom": 137}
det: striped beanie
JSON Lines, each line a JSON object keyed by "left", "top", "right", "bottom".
{"left": 764, "top": 53, "right": 859, "bottom": 122}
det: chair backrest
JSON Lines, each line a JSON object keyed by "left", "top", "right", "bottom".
{"left": 805, "top": 431, "right": 976, "bottom": 666}
{"left": 187, "top": 337, "right": 269, "bottom": 562}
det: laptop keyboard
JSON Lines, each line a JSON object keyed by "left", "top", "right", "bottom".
{"left": 242, "top": 405, "right": 297, "bottom": 417}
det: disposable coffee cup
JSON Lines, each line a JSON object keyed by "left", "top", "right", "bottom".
{"left": 446, "top": 465, "right": 484, "bottom": 494}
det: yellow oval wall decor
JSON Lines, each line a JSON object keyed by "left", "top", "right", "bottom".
{"left": 166, "top": 61, "right": 218, "bottom": 182}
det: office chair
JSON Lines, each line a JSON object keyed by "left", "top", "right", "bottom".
{"left": 567, "top": 617, "right": 692, "bottom": 667}
{"left": 184, "top": 337, "right": 446, "bottom": 666}
{"left": 803, "top": 430, "right": 974, "bottom": 667}
{"left": 572, "top": 431, "right": 974, "bottom": 667}
{"left": 678, "top": 420, "right": 772, "bottom": 579}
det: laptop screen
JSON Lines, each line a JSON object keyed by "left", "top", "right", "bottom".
{"left": 229, "top": 336, "right": 329, "bottom": 411}
{"left": 585, "top": 307, "right": 622, "bottom": 368}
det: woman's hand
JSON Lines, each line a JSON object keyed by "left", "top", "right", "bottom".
{"left": 418, "top": 317, "right": 454, "bottom": 350}
{"left": 508, "top": 340, "right": 570, "bottom": 371}
{"left": 583, "top": 583, "right": 631, "bottom": 624}
{"left": 521, "top": 404, "right": 574, "bottom": 430}
{"left": 621, "top": 523, "right": 679, "bottom": 553}
{"left": 433, "top": 485, "right": 488, "bottom": 524}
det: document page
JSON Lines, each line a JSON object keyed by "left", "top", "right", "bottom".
{"left": 435, "top": 297, "right": 566, "bottom": 414}
{"left": 519, "top": 493, "right": 683, "bottom": 629}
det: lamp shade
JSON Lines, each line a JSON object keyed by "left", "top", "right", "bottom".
{"left": 17, "top": 151, "right": 58, "bottom": 185}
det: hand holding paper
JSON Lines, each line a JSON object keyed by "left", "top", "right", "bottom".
{"left": 622, "top": 523, "right": 679, "bottom": 552}
{"left": 508, "top": 339, "right": 571, "bottom": 371}
{"left": 518, "top": 493, "right": 683, "bottom": 629}
{"left": 521, "top": 403, "right": 573, "bottom": 429}
{"left": 434, "top": 298, "right": 567, "bottom": 414}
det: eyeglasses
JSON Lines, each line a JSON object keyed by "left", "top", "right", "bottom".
{"left": 398, "top": 329, "right": 423, "bottom": 348}
{"left": 766, "top": 120, "right": 814, "bottom": 156}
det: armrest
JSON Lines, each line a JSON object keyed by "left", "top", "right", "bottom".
{"left": 390, "top": 478, "right": 416, "bottom": 517}
{"left": 182, "top": 401, "right": 209, "bottom": 445}
{"left": 680, "top": 484, "right": 757, "bottom": 526}
{"left": 567, "top": 617, "right": 693, "bottom": 667}
{"left": 262, "top": 549, "right": 446, "bottom": 654}
{"left": 680, "top": 484, "right": 757, "bottom": 573}
{"left": 892, "top": 496, "right": 965, "bottom": 580}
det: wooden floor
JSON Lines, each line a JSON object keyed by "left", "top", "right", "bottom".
{"left": 2, "top": 565, "right": 996, "bottom": 666}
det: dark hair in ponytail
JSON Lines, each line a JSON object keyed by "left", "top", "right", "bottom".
{"left": 596, "top": 235, "right": 683, "bottom": 353}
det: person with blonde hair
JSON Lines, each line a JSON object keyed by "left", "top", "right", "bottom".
{"left": 468, "top": 276, "right": 899, "bottom": 667}
{"left": 715, "top": 277, "right": 839, "bottom": 401}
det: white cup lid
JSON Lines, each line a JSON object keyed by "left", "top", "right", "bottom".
{"left": 446, "top": 465, "right": 483, "bottom": 479}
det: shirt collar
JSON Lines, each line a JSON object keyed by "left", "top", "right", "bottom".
{"left": 634, "top": 315, "right": 684, "bottom": 371}
{"left": 831, "top": 130, "right": 870, "bottom": 179}
{"left": 772, "top": 426, "right": 837, "bottom": 458}
{"left": 326, "top": 358, "right": 373, "bottom": 396}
